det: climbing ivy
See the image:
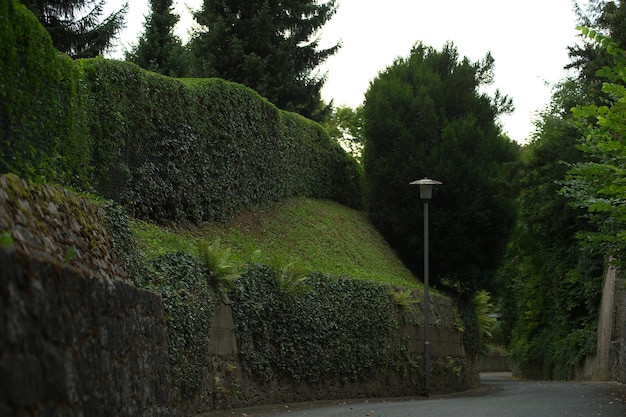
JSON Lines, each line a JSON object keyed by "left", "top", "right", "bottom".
{"left": 230, "top": 265, "right": 394, "bottom": 383}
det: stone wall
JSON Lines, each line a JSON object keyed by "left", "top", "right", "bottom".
{"left": 0, "top": 174, "right": 128, "bottom": 283}
{"left": 0, "top": 248, "right": 173, "bottom": 417}
{"left": 0, "top": 174, "right": 173, "bottom": 416}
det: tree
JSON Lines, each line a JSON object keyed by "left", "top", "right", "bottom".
{"left": 23, "top": 0, "right": 127, "bottom": 58}
{"left": 362, "top": 42, "right": 519, "bottom": 297}
{"left": 125, "top": 0, "right": 187, "bottom": 77}
{"left": 323, "top": 105, "right": 364, "bottom": 161}
{"left": 564, "top": 28, "right": 626, "bottom": 265}
{"left": 501, "top": 84, "right": 603, "bottom": 378}
{"left": 499, "top": 1, "right": 626, "bottom": 377}
{"left": 188, "top": 0, "right": 340, "bottom": 121}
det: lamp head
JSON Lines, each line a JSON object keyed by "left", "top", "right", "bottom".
{"left": 410, "top": 177, "right": 443, "bottom": 201}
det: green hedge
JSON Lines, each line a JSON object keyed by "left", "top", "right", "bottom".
{"left": 0, "top": 1, "right": 362, "bottom": 220}
{"left": 82, "top": 60, "right": 362, "bottom": 221}
{"left": 0, "top": 0, "right": 90, "bottom": 189}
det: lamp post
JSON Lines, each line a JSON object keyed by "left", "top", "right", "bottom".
{"left": 409, "top": 177, "right": 442, "bottom": 396}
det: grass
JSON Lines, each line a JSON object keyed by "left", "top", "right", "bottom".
{"left": 131, "top": 196, "right": 420, "bottom": 288}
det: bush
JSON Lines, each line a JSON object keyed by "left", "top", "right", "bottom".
{"left": 1, "top": 4, "right": 362, "bottom": 220}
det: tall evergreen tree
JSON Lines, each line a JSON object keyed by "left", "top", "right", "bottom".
{"left": 362, "top": 42, "right": 519, "bottom": 297}
{"left": 189, "top": 0, "right": 340, "bottom": 121}
{"left": 126, "top": 0, "right": 187, "bottom": 77}
{"left": 23, "top": 0, "right": 127, "bottom": 58}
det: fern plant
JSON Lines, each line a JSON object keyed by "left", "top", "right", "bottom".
{"left": 270, "top": 257, "right": 311, "bottom": 297}
{"left": 197, "top": 240, "right": 242, "bottom": 291}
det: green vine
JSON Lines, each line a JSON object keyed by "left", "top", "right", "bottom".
{"left": 230, "top": 266, "right": 394, "bottom": 383}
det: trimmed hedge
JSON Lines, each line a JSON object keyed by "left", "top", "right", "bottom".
{"left": 1, "top": 1, "right": 362, "bottom": 221}
{"left": 0, "top": 0, "right": 90, "bottom": 189}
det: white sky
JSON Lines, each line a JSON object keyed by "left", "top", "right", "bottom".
{"left": 106, "top": 0, "right": 587, "bottom": 144}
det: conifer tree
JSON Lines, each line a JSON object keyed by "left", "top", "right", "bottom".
{"left": 363, "top": 42, "right": 518, "bottom": 296}
{"left": 189, "top": 0, "right": 340, "bottom": 121}
{"left": 23, "top": 0, "right": 127, "bottom": 58}
{"left": 126, "top": 0, "right": 187, "bottom": 77}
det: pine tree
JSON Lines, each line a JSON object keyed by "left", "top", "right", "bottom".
{"left": 189, "top": 0, "right": 340, "bottom": 121}
{"left": 126, "top": 0, "right": 187, "bottom": 77}
{"left": 23, "top": 0, "right": 127, "bottom": 58}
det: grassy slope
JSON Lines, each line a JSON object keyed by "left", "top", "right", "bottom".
{"left": 131, "top": 196, "right": 420, "bottom": 289}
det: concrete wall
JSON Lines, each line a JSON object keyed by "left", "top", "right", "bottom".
{"left": 579, "top": 262, "right": 626, "bottom": 382}
{"left": 478, "top": 354, "right": 511, "bottom": 372}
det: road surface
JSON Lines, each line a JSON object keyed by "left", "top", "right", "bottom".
{"left": 203, "top": 373, "right": 626, "bottom": 417}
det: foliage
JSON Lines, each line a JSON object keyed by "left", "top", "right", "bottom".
{"left": 563, "top": 28, "right": 626, "bottom": 266}
{"left": 471, "top": 290, "right": 496, "bottom": 353}
{"left": 362, "top": 41, "right": 519, "bottom": 296}
{"left": 22, "top": 0, "right": 128, "bottom": 58}
{"left": 197, "top": 239, "right": 242, "bottom": 291}
{"left": 0, "top": 0, "right": 91, "bottom": 189}
{"left": 230, "top": 266, "right": 394, "bottom": 382}
{"left": 147, "top": 252, "right": 215, "bottom": 401}
{"left": 270, "top": 258, "right": 312, "bottom": 297}
{"left": 0, "top": 230, "right": 13, "bottom": 248}
{"left": 387, "top": 288, "right": 418, "bottom": 311}
{"left": 100, "top": 202, "right": 215, "bottom": 402}
{"left": 323, "top": 104, "right": 365, "bottom": 162}
{"left": 500, "top": 59, "right": 604, "bottom": 379}
{"left": 81, "top": 59, "right": 363, "bottom": 221}
{"left": 101, "top": 201, "right": 150, "bottom": 285}
{"left": 188, "top": 0, "right": 340, "bottom": 121}
{"left": 2, "top": 4, "right": 362, "bottom": 220}
{"left": 125, "top": 0, "right": 188, "bottom": 77}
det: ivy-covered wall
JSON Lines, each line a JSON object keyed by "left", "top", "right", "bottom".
{"left": 0, "top": 0, "right": 362, "bottom": 223}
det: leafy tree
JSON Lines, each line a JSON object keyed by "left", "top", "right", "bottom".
{"left": 323, "top": 105, "right": 364, "bottom": 161}
{"left": 23, "top": 0, "right": 127, "bottom": 58}
{"left": 501, "top": 2, "right": 626, "bottom": 379}
{"left": 125, "top": 0, "right": 187, "bottom": 77}
{"left": 362, "top": 42, "right": 519, "bottom": 297}
{"left": 501, "top": 85, "right": 603, "bottom": 378}
{"left": 188, "top": 0, "right": 340, "bottom": 121}
{"left": 564, "top": 28, "right": 626, "bottom": 265}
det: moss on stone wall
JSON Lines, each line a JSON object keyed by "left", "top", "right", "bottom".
{"left": 0, "top": 173, "right": 126, "bottom": 281}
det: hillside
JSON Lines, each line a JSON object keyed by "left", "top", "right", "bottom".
{"left": 131, "top": 196, "right": 420, "bottom": 288}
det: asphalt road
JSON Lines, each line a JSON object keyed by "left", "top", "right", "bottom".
{"left": 203, "top": 373, "right": 626, "bottom": 417}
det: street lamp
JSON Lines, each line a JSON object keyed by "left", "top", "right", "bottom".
{"left": 409, "top": 177, "right": 442, "bottom": 396}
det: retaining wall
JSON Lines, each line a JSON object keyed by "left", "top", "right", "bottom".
{"left": 0, "top": 174, "right": 476, "bottom": 415}
{"left": 0, "top": 248, "right": 173, "bottom": 417}
{"left": 194, "top": 299, "right": 475, "bottom": 413}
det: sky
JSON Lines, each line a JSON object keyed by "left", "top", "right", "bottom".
{"left": 105, "top": 0, "right": 587, "bottom": 144}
